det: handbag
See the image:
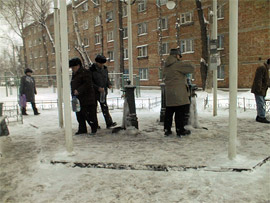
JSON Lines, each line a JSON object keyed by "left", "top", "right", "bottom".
{"left": 19, "top": 94, "right": 26, "bottom": 108}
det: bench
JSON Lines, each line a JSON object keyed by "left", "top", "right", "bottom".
{"left": 0, "top": 116, "right": 9, "bottom": 136}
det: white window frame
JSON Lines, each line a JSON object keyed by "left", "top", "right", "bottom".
{"left": 95, "top": 16, "right": 101, "bottom": 26}
{"left": 107, "top": 31, "right": 114, "bottom": 42}
{"left": 138, "top": 22, "right": 147, "bottom": 35}
{"left": 123, "top": 27, "right": 128, "bottom": 39}
{"left": 157, "top": 0, "right": 168, "bottom": 6}
{"left": 217, "top": 65, "right": 225, "bottom": 80}
{"left": 158, "top": 17, "right": 168, "bottom": 30}
{"left": 108, "top": 51, "right": 114, "bottom": 61}
{"left": 137, "top": 45, "right": 148, "bottom": 58}
{"left": 95, "top": 33, "right": 101, "bottom": 44}
{"left": 138, "top": 0, "right": 146, "bottom": 12}
{"left": 106, "top": 11, "right": 113, "bottom": 22}
{"left": 124, "top": 48, "right": 128, "bottom": 60}
{"left": 139, "top": 68, "right": 149, "bottom": 80}
{"left": 217, "top": 35, "right": 224, "bottom": 50}
{"left": 180, "top": 39, "right": 194, "bottom": 54}
{"left": 28, "top": 41, "right": 32, "bottom": 47}
{"left": 160, "top": 42, "right": 169, "bottom": 55}
{"left": 83, "top": 20, "right": 89, "bottom": 30}
{"left": 122, "top": 5, "right": 127, "bottom": 17}
{"left": 93, "top": 0, "right": 100, "bottom": 6}
{"left": 217, "top": 5, "right": 224, "bottom": 19}
{"left": 82, "top": 2, "right": 88, "bottom": 12}
{"left": 180, "top": 12, "right": 193, "bottom": 25}
{"left": 84, "top": 38, "right": 89, "bottom": 47}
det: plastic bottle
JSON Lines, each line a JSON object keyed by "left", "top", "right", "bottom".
{"left": 71, "top": 96, "right": 81, "bottom": 112}
{"left": 100, "top": 91, "right": 106, "bottom": 103}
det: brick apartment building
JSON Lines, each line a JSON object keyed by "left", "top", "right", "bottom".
{"left": 22, "top": 0, "right": 270, "bottom": 88}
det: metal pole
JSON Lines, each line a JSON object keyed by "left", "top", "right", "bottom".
{"left": 127, "top": 0, "right": 134, "bottom": 85}
{"left": 228, "top": 0, "right": 238, "bottom": 160}
{"left": 59, "top": 0, "right": 73, "bottom": 153}
{"left": 212, "top": 0, "right": 218, "bottom": 116}
{"left": 54, "top": 0, "right": 64, "bottom": 128}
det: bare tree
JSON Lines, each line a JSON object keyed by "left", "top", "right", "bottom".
{"left": 28, "top": 0, "right": 54, "bottom": 85}
{"left": 0, "top": 0, "right": 31, "bottom": 71}
{"left": 71, "top": 0, "right": 92, "bottom": 69}
{"left": 195, "top": 0, "right": 209, "bottom": 91}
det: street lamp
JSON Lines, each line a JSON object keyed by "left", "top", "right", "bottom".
{"left": 166, "top": 1, "right": 176, "bottom": 10}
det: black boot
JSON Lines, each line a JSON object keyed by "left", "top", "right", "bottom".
{"left": 22, "top": 108, "right": 28, "bottom": 115}
{"left": 33, "top": 108, "right": 40, "bottom": 115}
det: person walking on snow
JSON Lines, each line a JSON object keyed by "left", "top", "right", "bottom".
{"left": 19, "top": 68, "right": 40, "bottom": 116}
{"left": 163, "top": 48, "right": 195, "bottom": 137}
{"left": 251, "top": 58, "right": 270, "bottom": 124}
{"left": 69, "top": 57, "right": 98, "bottom": 135}
{"left": 90, "top": 55, "right": 116, "bottom": 129}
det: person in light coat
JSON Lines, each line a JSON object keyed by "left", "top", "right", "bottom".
{"left": 163, "top": 49, "right": 194, "bottom": 137}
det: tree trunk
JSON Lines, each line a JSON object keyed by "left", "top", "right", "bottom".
{"left": 195, "top": 0, "right": 209, "bottom": 91}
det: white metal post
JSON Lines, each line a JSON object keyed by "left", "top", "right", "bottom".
{"left": 59, "top": 0, "right": 73, "bottom": 153}
{"left": 228, "top": 0, "right": 238, "bottom": 160}
{"left": 127, "top": 0, "right": 134, "bottom": 85}
{"left": 54, "top": 0, "right": 63, "bottom": 128}
{"left": 212, "top": 0, "right": 218, "bottom": 116}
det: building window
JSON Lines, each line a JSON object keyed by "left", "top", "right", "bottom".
{"left": 106, "top": 0, "right": 112, "bottom": 2}
{"left": 29, "top": 53, "right": 33, "bottom": 59}
{"left": 138, "top": 0, "right": 146, "bottom": 12}
{"left": 217, "top": 35, "right": 224, "bottom": 49}
{"left": 217, "top": 5, "right": 224, "bottom": 19}
{"left": 84, "top": 38, "right": 89, "bottom": 47}
{"left": 106, "top": 11, "right": 113, "bottom": 22}
{"left": 158, "top": 17, "right": 168, "bottom": 30}
{"left": 34, "top": 52, "right": 38, "bottom": 58}
{"left": 39, "top": 49, "right": 43, "bottom": 57}
{"left": 107, "top": 31, "right": 114, "bottom": 42}
{"left": 137, "top": 45, "right": 148, "bottom": 58}
{"left": 82, "top": 2, "right": 88, "bottom": 12}
{"left": 156, "top": 0, "right": 168, "bottom": 6}
{"left": 40, "top": 62, "right": 43, "bottom": 70}
{"left": 123, "top": 27, "right": 128, "bottom": 39}
{"left": 95, "top": 33, "right": 101, "bottom": 44}
{"left": 139, "top": 68, "right": 149, "bottom": 80}
{"left": 217, "top": 65, "right": 225, "bottom": 79}
{"left": 122, "top": 5, "right": 127, "bottom": 17}
{"left": 108, "top": 51, "right": 114, "bottom": 61}
{"left": 124, "top": 48, "right": 128, "bottom": 59}
{"left": 180, "top": 39, "right": 194, "bottom": 53}
{"left": 83, "top": 20, "right": 88, "bottom": 30}
{"left": 138, "top": 22, "right": 147, "bottom": 35}
{"left": 29, "top": 41, "right": 32, "bottom": 47}
{"left": 160, "top": 42, "right": 169, "bottom": 55}
{"left": 180, "top": 12, "right": 193, "bottom": 24}
{"left": 95, "top": 16, "right": 101, "bottom": 26}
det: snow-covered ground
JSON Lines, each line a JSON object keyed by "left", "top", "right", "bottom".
{"left": 0, "top": 86, "right": 269, "bottom": 202}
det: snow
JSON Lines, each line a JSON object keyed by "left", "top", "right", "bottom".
{"left": 0, "top": 86, "right": 269, "bottom": 202}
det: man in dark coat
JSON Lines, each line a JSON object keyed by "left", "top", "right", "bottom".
{"left": 251, "top": 58, "right": 270, "bottom": 123}
{"left": 90, "top": 55, "right": 116, "bottom": 128}
{"left": 69, "top": 57, "right": 98, "bottom": 135}
{"left": 19, "top": 68, "right": 40, "bottom": 115}
{"left": 163, "top": 49, "right": 194, "bottom": 137}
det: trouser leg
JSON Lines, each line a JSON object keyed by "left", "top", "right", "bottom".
{"left": 76, "top": 110, "right": 87, "bottom": 133}
{"left": 31, "top": 102, "right": 40, "bottom": 115}
{"left": 255, "top": 94, "right": 266, "bottom": 118}
{"left": 85, "top": 105, "right": 98, "bottom": 133}
{"left": 99, "top": 100, "right": 113, "bottom": 126}
{"left": 22, "top": 107, "right": 28, "bottom": 115}
{"left": 164, "top": 106, "right": 174, "bottom": 131}
{"left": 175, "top": 104, "right": 189, "bottom": 134}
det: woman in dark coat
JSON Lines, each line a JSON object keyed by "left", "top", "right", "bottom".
{"left": 69, "top": 57, "right": 98, "bottom": 135}
{"left": 19, "top": 68, "right": 40, "bottom": 115}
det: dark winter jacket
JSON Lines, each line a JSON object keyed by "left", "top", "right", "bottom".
{"left": 90, "top": 63, "right": 112, "bottom": 95}
{"left": 163, "top": 55, "right": 195, "bottom": 106}
{"left": 70, "top": 67, "right": 96, "bottom": 106}
{"left": 251, "top": 63, "right": 270, "bottom": 97}
{"left": 20, "top": 75, "right": 37, "bottom": 102}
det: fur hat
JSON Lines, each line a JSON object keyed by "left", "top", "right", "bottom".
{"left": 24, "top": 68, "right": 33, "bottom": 74}
{"left": 95, "top": 55, "right": 107, "bottom": 64}
{"left": 69, "top": 57, "right": 82, "bottom": 67}
{"left": 267, "top": 58, "right": 270, "bottom": 65}
{"left": 170, "top": 48, "right": 182, "bottom": 58}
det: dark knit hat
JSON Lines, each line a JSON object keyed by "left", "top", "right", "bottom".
{"left": 95, "top": 55, "right": 107, "bottom": 64}
{"left": 24, "top": 68, "right": 33, "bottom": 74}
{"left": 170, "top": 48, "right": 182, "bottom": 57}
{"left": 267, "top": 58, "right": 270, "bottom": 65}
{"left": 69, "top": 57, "right": 82, "bottom": 67}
